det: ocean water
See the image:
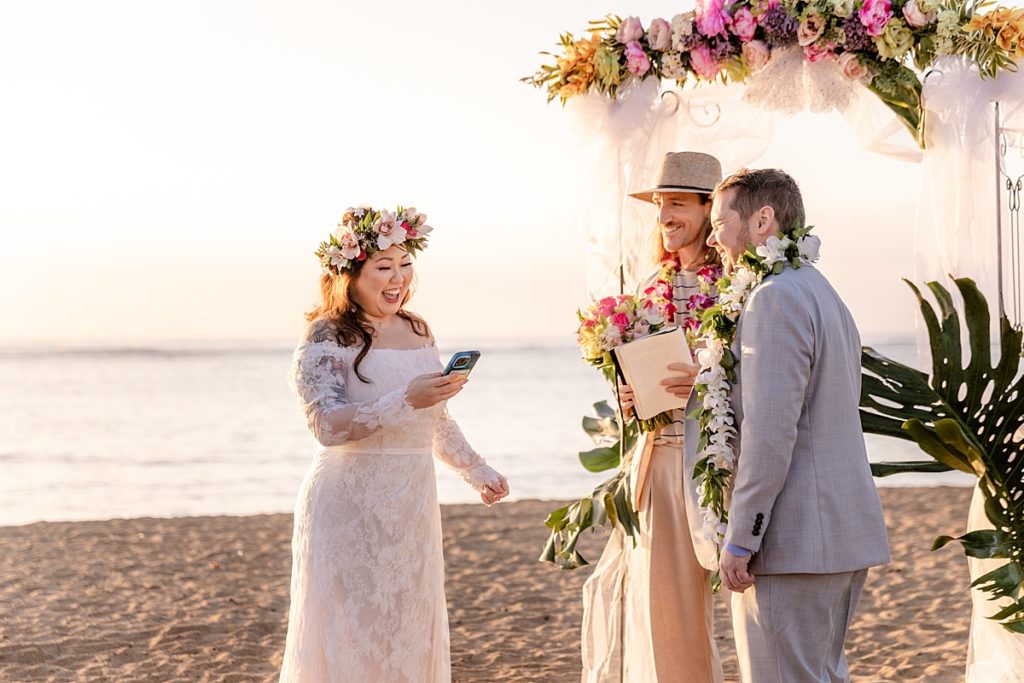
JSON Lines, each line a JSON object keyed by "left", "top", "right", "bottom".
{"left": 0, "top": 342, "right": 971, "bottom": 526}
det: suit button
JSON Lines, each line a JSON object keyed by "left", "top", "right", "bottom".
{"left": 752, "top": 530, "right": 760, "bottom": 536}
{"left": 755, "top": 513, "right": 764, "bottom": 521}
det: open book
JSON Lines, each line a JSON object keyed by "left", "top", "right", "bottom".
{"left": 611, "top": 326, "right": 695, "bottom": 421}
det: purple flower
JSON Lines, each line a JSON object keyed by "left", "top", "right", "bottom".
{"left": 758, "top": 6, "right": 799, "bottom": 45}
{"left": 841, "top": 14, "right": 873, "bottom": 51}
{"left": 683, "top": 317, "right": 702, "bottom": 332}
{"left": 709, "top": 36, "right": 737, "bottom": 61}
{"left": 688, "top": 293, "right": 716, "bottom": 310}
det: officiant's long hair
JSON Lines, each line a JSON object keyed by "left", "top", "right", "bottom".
{"left": 305, "top": 254, "right": 428, "bottom": 382}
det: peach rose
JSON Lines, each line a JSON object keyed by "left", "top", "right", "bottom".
{"left": 742, "top": 40, "right": 772, "bottom": 71}
{"left": 837, "top": 51, "right": 869, "bottom": 80}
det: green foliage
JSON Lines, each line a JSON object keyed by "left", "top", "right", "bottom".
{"left": 540, "top": 401, "right": 642, "bottom": 569}
{"left": 859, "top": 276, "right": 1024, "bottom": 633}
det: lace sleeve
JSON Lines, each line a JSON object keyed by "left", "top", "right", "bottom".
{"left": 288, "top": 336, "right": 417, "bottom": 447}
{"left": 432, "top": 407, "right": 503, "bottom": 490}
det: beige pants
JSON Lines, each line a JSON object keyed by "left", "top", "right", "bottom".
{"left": 622, "top": 443, "right": 723, "bottom": 683}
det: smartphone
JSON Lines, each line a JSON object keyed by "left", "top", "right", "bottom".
{"left": 442, "top": 350, "right": 481, "bottom": 379}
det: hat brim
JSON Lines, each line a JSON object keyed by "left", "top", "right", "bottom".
{"left": 628, "top": 185, "right": 715, "bottom": 204}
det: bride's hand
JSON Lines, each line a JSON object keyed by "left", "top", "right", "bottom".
{"left": 406, "top": 372, "right": 466, "bottom": 409}
{"left": 480, "top": 477, "right": 509, "bottom": 506}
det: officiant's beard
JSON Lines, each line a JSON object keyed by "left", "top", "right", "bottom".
{"left": 660, "top": 216, "right": 714, "bottom": 266}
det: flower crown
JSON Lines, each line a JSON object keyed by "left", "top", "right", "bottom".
{"left": 315, "top": 205, "right": 432, "bottom": 275}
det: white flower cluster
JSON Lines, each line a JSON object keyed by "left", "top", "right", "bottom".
{"left": 670, "top": 12, "right": 695, "bottom": 51}
{"left": 693, "top": 230, "right": 821, "bottom": 545}
{"left": 934, "top": 9, "right": 961, "bottom": 55}
{"left": 661, "top": 50, "right": 688, "bottom": 80}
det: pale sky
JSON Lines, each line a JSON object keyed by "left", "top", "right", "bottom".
{"left": 1, "top": 1, "right": 934, "bottom": 347}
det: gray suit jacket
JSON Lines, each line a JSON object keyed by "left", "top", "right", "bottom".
{"left": 726, "top": 265, "right": 890, "bottom": 575}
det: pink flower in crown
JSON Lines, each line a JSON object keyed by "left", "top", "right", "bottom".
{"left": 731, "top": 7, "right": 758, "bottom": 41}
{"left": 690, "top": 44, "right": 721, "bottom": 80}
{"left": 803, "top": 41, "right": 835, "bottom": 62}
{"left": 695, "top": 0, "right": 732, "bottom": 37}
{"left": 624, "top": 41, "right": 652, "bottom": 76}
{"left": 859, "top": 0, "right": 893, "bottom": 37}
{"left": 334, "top": 227, "right": 362, "bottom": 260}
{"left": 647, "top": 18, "right": 673, "bottom": 51}
{"left": 610, "top": 312, "right": 631, "bottom": 331}
{"left": 374, "top": 209, "right": 408, "bottom": 250}
{"left": 617, "top": 16, "right": 645, "bottom": 44}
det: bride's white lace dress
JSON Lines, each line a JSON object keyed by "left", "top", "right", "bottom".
{"left": 279, "top": 321, "right": 502, "bottom": 683}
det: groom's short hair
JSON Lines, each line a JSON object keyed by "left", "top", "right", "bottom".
{"left": 711, "top": 168, "right": 805, "bottom": 232}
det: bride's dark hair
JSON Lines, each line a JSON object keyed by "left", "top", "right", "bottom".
{"left": 305, "top": 256, "right": 428, "bottom": 383}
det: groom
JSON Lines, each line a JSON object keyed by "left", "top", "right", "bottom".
{"left": 707, "top": 168, "right": 890, "bottom": 683}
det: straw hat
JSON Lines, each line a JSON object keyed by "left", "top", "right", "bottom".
{"left": 629, "top": 151, "right": 723, "bottom": 203}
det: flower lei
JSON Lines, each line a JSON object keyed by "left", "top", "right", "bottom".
{"left": 315, "top": 205, "right": 432, "bottom": 275}
{"left": 692, "top": 225, "right": 822, "bottom": 548}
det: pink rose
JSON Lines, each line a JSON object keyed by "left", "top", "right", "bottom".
{"left": 731, "top": 7, "right": 758, "bottom": 41}
{"left": 596, "top": 297, "right": 618, "bottom": 317}
{"left": 742, "top": 39, "right": 771, "bottom": 71}
{"left": 690, "top": 44, "right": 721, "bottom": 79}
{"left": 696, "top": 0, "right": 731, "bottom": 37}
{"left": 647, "top": 18, "right": 672, "bottom": 51}
{"left": 859, "top": 0, "right": 893, "bottom": 37}
{"left": 836, "top": 51, "right": 869, "bottom": 80}
{"left": 617, "top": 16, "right": 644, "bottom": 44}
{"left": 797, "top": 9, "right": 826, "bottom": 46}
{"left": 803, "top": 41, "right": 835, "bottom": 62}
{"left": 624, "top": 41, "right": 652, "bottom": 76}
{"left": 902, "top": 0, "right": 936, "bottom": 28}
{"left": 611, "top": 312, "right": 631, "bottom": 330}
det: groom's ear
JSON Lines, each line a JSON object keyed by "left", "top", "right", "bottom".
{"left": 754, "top": 206, "right": 776, "bottom": 237}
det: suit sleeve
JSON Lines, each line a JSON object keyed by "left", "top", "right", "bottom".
{"left": 724, "top": 282, "right": 813, "bottom": 554}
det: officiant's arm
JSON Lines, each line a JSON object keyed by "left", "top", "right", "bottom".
{"left": 619, "top": 363, "right": 697, "bottom": 418}
{"left": 724, "top": 283, "right": 813, "bottom": 555}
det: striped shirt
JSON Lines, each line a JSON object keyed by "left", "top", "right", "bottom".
{"left": 653, "top": 267, "right": 701, "bottom": 447}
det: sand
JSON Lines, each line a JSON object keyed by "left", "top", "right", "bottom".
{"left": 0, "top": 487, "right": 976, "bottom": 682}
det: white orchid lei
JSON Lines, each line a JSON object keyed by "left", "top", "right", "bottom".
{"left": 692, "top": 225, "right": 822, "bottom": 547}
{"left": 315, "top": 205, "right": 432, "bottom": 275}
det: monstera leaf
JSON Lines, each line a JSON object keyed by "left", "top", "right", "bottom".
{"left": 859, "top": 277, "right": 1024, "bottom": 633}
{"left": 540, "top": 401, "right": 641, "bottom": 569}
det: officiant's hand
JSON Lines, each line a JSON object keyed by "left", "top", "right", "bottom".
{"left": 618, "top": 383, "right": 635, "bottom": 419}
{"left": 720, "top": 548, "right": 755, "bottom": 592}
{"left": 661, "top": 363, "right": 698, "bottom": 400}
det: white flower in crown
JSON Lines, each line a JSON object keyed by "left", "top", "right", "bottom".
{"left": 756, "top": 235, "right": 792, "bottom": 268}
{"left": 375, "top": 209, "right": 408, "bottom": 250}
{"left": 323, "top": 244, "right": 348, "bottom": 271}
{"left": 798, "top": 234, "right": 821, "bottom": 264}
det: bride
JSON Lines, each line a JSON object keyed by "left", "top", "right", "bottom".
{"left": 279, "top": 205, "right": 510, "bottom": 682}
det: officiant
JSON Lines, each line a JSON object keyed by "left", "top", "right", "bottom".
{"left": 581, "top": 151, "right": 726, "bottom": 683}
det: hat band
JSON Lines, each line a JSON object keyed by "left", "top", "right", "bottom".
{"left": 651, "top": 183, "right": 714, "bottom": 194}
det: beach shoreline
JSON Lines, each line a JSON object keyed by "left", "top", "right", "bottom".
{"left": 1, "top": 487, "right": 974, "bottom": 682}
